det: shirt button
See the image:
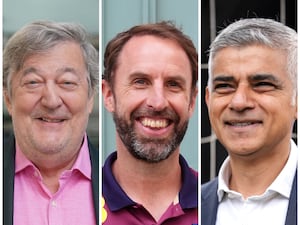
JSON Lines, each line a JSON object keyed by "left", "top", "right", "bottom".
{"left": 51, "top": 200, "right": 57, "bottom": 207}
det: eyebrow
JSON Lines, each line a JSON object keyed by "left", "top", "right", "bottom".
{"left": 212, "top": 75, "right": 235, "bottom": 83}
{"left": 128, "top": 72, "right": 149, "bottom": 80}
{"left": 57, "top": 67, "right": 80, "bottom": 77}
{"left": 22, "top": 67, "right": 38, "bottom": 76}
{"left": 129, "top": 72, "right": 187, "bottom": 83}
{"left": 212, "top": 74, "right": 281, "bottom": 83}
{"left": 249, "top": 74, "right": 281, "bottom": 83}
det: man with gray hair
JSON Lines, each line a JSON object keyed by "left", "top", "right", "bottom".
{"left": 202, "top": 18, "right": 297, "bottom": 225}
{"left": 3, "top": 21, "right": 99, "bottom": 225}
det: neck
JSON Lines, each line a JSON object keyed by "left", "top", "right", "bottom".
{"left": 113, "top": 144, "right": 182, "bottom": 221}
{"left": 33, "top": 151, "right": 79, "bottom": 194}
{"left": 228, "top": 144, "right": 290, "bottom": 199}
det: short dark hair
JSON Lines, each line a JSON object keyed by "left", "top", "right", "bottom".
{"left": 103, "top": 21, "right": 198, "bottom": 92}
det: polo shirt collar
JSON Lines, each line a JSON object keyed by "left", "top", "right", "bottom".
{"left": 178, "top": 154, "right": 198, "bottom": 208}
{"left": 102, "top": 152, "right": 135, "bottom": 211}
{"left": 103, "top": 152, "right": 198, "bottom": 211}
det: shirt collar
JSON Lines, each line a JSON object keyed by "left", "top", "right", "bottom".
{"left": 217, "top": 139, "right": 298, "bottom": 201}
{"left": 15, "top": 133, "right": 91, "bottom": 180}
{"left": 102, "top": 152, "right": 198, "bottom": 211}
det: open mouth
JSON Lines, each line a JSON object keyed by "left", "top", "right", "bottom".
{"left": 140, "top": 117, "right": 170, "bottom": 129}
{"left": 225, "top": 120, "right": 262, "bottom": 127}
{"left": 39, "top": 117, "right": 65, "bottom": 123}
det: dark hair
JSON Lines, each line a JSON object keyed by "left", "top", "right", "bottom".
{"left": 103, "top": 21, "right": 198, "bottom": 92}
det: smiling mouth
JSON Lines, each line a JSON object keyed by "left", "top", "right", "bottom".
{"left": 225, "top": 121, "right": 262, "bottom": 127}
{"left": 39, "top": 118, "right": 65, "bottom": 123}
{"left": 140, "top": 118, "right": 170, "bottom": 129}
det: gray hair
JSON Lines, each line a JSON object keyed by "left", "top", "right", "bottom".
{"left": 3, "top": 21, "right": 99, "bottom": 98}
{"left": 208, "top": 18, "right": 297, "bottom": 103}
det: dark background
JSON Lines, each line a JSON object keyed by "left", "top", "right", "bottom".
{"left": 201, "top": 0, "right": 297, "bottom": 183}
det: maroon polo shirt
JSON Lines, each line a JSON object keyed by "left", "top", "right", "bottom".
{"left": 102, "top": 152, "right": 198, "bottom": 225}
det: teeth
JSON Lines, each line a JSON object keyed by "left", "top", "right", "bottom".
{"left": 42, "top": 118, "right": 62, "bottom": 123}
{"left": 230, "top": 122, "right": 253, "bottom": 126}
{"left": 141, "top": 118, "right": 168, "bottom": 128}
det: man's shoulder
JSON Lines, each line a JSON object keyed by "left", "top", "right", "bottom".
{"left": 87, "top": 137, "right": 98, "bottom": 152}
{"left": 202, "top": 177, "right": 218, "bottom": 187}
{"left": 189, "top": 167, "right": 198, "bottom": 177}
{"left": 201, "top": 178, "right": 219, "bottom": 225}
{"left": 201, "top": 178, "right": 218, "bottom": 196}
{"left": 3, "top": 132, "right": 15, "bottom": 161}
{"left": 3, "top": 132, "right": 15, "bottom": 146}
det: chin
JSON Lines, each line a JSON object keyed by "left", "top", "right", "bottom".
{"left": 225, "top": 141, "right": 258, "bottom": 153}
{"left": 228, "top": 145, "right": 262, "bottom": 158}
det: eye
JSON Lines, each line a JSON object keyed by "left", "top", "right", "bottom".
{"left": 25, "top": 81, "right": 40, "bottom": 88}
{"left": 166, "top": 80, "right": 183, "bottom": 92}
{"left": 167, "top": 80, "right": 180, "bottom": 87}
{"left": 27, "top": 80, "right": 39, "bottom": 85}
{"left": 22, "top": 78, "right": 43, "bottom": 89}
{"left": 57, "top": 72, "right": 81, "bottom": 90}
{"left": 134, "top": 79, "right": 147, "bottom": 85}
{"left": 213, "top": 82, "right": 235, "bottom": 94}
{"left": 59, "top": 80, "right": 78, "bottom": 90}
{"left": 253, "top": 81, "right": 277, "bottom": 92}
{"left": 132, "top": 78, "right": 150, "bottom": 88}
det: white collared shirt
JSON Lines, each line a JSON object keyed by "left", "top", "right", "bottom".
{"left": 216, "top": 140, "right": 297, "bottom": 225}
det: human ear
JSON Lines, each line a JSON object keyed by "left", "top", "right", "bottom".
{"left": 102, "top": 80, "right": 115, "bottom": 113}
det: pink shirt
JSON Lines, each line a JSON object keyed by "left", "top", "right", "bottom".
{"left": 14, "top": 134, "right": 96, "bottom": 225}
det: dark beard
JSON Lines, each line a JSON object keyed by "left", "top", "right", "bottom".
{"left": 112, "top": 107, "right": 189, "bottom": 163}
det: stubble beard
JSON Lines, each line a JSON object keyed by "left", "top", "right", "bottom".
{"left": 112, "top": 108, "right": 189, "bottom": 163}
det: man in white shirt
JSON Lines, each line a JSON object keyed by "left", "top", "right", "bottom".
{"left": 202, "top": 18, "right": 297, "bottom": 225}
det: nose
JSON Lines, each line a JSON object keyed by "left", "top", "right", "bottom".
{"left": 146, "top": 85, "right": 168, "bottom": 111}
{"left": 229, "top": 84, "right": 255, "bottom": 112}
{"left": 41, "top": 82, "right": 63, "bottom": 109}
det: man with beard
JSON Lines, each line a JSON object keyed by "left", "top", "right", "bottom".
{"left": 102, "top": 21, "right": 198, "bottom": 224}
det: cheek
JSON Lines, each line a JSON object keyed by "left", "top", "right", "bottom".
{"left": 207, "top": 99, "right": 223, "bottom": 116}
{"left": 115, "top": 90, "right": 143, "bottom": 111}
{"left": 114, "top": 99, "right": 135, "bottom": 119}
{"left": 67, "top": 97, "right": 92, "bottom": 116}
{"left": 169, "top": 99, "right": 192, "bottom": 123}
{"left": 207, "top": 99, "right": 227, "bottom": 129}
{"left": 10, "top": 94, "right": 39, "bottom": 116}
{"left": 260, "top": 96, "right": 292, "bottom": 114}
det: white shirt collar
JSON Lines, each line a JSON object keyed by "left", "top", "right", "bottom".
{"left": 217, "top": 140, "right": 298, "bottom": 202}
